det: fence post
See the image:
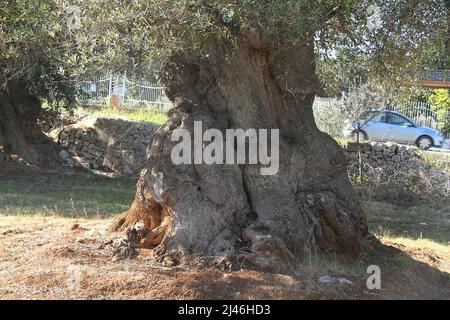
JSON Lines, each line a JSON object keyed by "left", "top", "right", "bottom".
{"left": 108, "top": 72, "right": 112, "bottom": 99}
{"left": 123, "top": 72, "right": 127, "bottom": 108}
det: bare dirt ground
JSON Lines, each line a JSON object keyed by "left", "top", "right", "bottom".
{"left": 0, "top": 215, "right": 448, "bottom": 300}
{"left": 0, "top": 166, "right": 448, "bottom": 300}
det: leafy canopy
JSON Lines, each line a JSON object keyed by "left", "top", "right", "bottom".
{"left": 0, "top": 0, "right": 448, "bottom": 106}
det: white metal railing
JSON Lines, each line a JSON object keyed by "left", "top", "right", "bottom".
{"left": 77, "top": 75, "right": 448, "bottom": 127}
{"left": 76, "top": 73, "right": 172, "bottom": 111}
{"left": 386, "top": 102, "right": 442, "bottom": 129}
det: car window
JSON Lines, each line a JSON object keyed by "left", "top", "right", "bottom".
{"left": 386, "top": 113, "right": 411, "bottom": 126}
{"left": 366, "top": 111, "right": 386, "bottom": 123}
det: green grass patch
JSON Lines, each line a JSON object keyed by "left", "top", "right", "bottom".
{"left": 364, "top": 199, "right": 450, "bottom": 272}
{"left": 334, "top": 136, "right": 348, "bottom": 148}
{"left": 0, "top": 171, "right": 136, "bottom": 217}
{"left": 363, "top": 199, "right": 450, "bottom": 246}
{"left": 417, "top": 150, "right": 450, "bottom": 171}
{"left": 80, "top": 106, "right": 168, "bottom": 125}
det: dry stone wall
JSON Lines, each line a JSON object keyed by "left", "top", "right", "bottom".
{"left": 47, "top": 115, "right": 158, "bottom": 176}
{"left": 345, "top": 141, "right": 418, "bottom": 175}
{"left": 345, "top": 141, "right": 450, "bottom": 200}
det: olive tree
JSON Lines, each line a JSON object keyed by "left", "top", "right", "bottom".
{"left": 1, "top": 0, "right": 447, "bottom": 270}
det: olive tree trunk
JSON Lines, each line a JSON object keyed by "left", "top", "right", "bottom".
{"left": 0, "top": 81, "right": 58, "bottom": 168}
{"left": 114, "top": 36, "right": 368, "bottom": 271}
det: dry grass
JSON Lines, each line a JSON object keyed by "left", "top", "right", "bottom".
{"left": 0, "top": 215, "right": 345, "bottom": 300}
{"left": 378, "top": 236, "right": 450, "bottom": 273}
{"left": 0, "top": 169, "right": 449, "bottom": 299}
{"left": 0, "top": 213, "right": 448, "bottom": 300}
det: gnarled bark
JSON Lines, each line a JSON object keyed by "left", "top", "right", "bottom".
{"left": 115, "top": 36, "right": 368, "bottom": 270}
{"left": 0, "top": 81, "right": 58, "bottom": 168}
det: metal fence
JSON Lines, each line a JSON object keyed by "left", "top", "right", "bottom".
{"left": 77, "top": 75, "right": 448, "bottom": 129}
{"left": 76, "top": 74, "right": 172, "bottom": 111}
{"left": 420, "top": 69, "right": 449, "bottom": 82}
{"left": 387, "top": 102, "right": 450, "bottom": 130}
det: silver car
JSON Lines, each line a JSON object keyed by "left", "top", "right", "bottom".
{"left": 343, "top": 110, "right": 444, "bottom": 150}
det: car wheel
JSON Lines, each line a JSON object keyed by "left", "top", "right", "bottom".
{"left": 416, "top": 136, "right": 433, "bottom": 150}
{"left": 351, "top": 130, "right": 367, "bottom": 143}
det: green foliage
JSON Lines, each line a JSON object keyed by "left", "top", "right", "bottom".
{"left": 0, "top": 0, "right": 79, "bottom": 107}
{"left": 429, "top": 89, "right": 450, "bottom": 111}
{"left": 316, "top": 0, "right": 448, "bottom": 94}
{"left": 341, "top": 81, "right": 394, "bottom": 120}
{"left": 313, "top": 100, "right": 346, "bottom": 138}
{"left": 399, "top": 87, "right": 432, "bottom": 104}
{"left": 317, "top": 48, "right": 366, "bottom": 96}
{"left": 0, "top": 0, "right": 448, "bottom": 107}
{"left": 429, "top": 89, "right": 450, "bottom": 132}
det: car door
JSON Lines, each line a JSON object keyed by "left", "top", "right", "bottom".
{"left": 361, "top": 111, "right": 392, "bottom": 141}
{"left": 384, "top": 112, "right": 417, "bottom": 143}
